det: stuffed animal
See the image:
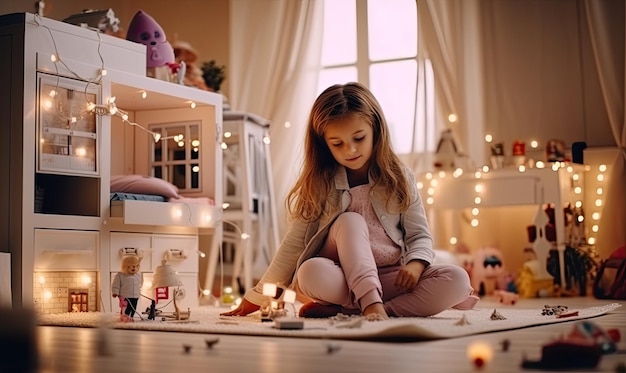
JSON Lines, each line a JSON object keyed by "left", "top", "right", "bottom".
{"left": 470, "top": 246, "right": 515, "bottom": 296}
{"left": 126, "top": 10, "right": 179, "bottom": 81}
{"left": 433, "top": 128, "right": 458, "bottom": 170}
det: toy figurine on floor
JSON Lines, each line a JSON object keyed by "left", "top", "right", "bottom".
{"left": 112, "top": 254, "right": 143, "bottom": 322}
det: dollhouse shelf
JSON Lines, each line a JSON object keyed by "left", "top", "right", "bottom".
{"left": 110, "top": 200, "right": 220, "bottom": 228}
{"left": 425, "top": 165, "right": 585, "bottom": 288}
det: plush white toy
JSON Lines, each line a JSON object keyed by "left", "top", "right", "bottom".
{"left": 434, "top": 128, "right": 458, "bottom": 170}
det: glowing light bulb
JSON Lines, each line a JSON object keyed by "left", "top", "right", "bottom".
{"left": 467, "top": 341, "right": 494, "bottom": 368}
{"left": 449, "top": 237, "right": 458, "bottom": 245}
{"left": 485, "top": 134, "right": 493, "bottom": 143}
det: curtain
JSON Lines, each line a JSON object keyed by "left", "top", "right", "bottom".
{"left": 229, "top": 0, "right": 324, "bottom": 237}
{"left": 584, "top": 0, "right": 626, "bottom": 256}
{"left": 416, "top": 0, "right": 485, "bottom": 168}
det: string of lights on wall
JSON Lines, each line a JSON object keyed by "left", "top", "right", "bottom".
{"left": 418, "top": 137, "right": 608, "bottom": 249}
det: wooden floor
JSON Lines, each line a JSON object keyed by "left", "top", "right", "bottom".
{"left": 15, "top": 297, "right": 626, "bottom": 372}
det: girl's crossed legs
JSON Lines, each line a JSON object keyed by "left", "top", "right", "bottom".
{"left": 297, "top": 212, "right": 478, "bottom": 317}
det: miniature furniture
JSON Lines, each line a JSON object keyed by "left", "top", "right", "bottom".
{"left": 0, "top": 13, "right": 222, "bottom": 313}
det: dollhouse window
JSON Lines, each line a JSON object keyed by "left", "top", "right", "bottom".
{"left": 150, "top": 121, "right": 201, "bottom": 191}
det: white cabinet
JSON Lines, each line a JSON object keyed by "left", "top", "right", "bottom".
{"left": 34, "top": 229, "right": 99, "bottom": 271}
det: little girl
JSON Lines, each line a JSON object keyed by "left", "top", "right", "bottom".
{"left": 222, "top": 82, "right": 478, "bottom": 319}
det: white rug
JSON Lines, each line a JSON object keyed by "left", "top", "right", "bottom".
{"left": 37, "top": 302, "right": 622, "bottom": 341}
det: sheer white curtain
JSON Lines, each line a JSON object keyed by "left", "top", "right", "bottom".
{"left": 584, "top": 0, "right": 626, "bottom": 255}
{"left": 229, "top": 0, "right": 324, "bottom": 236}
{"left": 416, "top": 0, "right": 485, "bottom": 167}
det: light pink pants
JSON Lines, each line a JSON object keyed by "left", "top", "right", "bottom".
{"left": 297, "top": 212, "right": 476, "bottom": 317}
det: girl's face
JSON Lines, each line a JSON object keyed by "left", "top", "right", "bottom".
{"left": 324, "top": 114, "right": 373, "bottom": 177}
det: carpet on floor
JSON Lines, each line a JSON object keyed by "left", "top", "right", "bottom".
{"left": 37, "top": 302, "right": 622, "bottom": 341}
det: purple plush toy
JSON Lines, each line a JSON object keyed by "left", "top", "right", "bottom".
{"left": 126, "top": 10, "right": 176, "bottom": 69}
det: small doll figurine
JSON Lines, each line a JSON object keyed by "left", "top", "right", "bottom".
{"left": 112, "top": 255, "right": 143, "bottom": 322}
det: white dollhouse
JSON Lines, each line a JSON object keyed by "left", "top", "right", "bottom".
{"left": 0, "top": 12, "right": 223, "bottom": 314}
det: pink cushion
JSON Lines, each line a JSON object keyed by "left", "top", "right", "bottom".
{"left": 111, "top": 175, "right": 180, "bottom": 198}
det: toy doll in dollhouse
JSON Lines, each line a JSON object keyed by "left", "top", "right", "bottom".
{"left": 111, "top": 255, "right": 143, "bottom": 322}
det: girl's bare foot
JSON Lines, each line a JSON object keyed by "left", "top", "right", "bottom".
{"left": 363, "top": 302, "right": 389, "bottom": 321}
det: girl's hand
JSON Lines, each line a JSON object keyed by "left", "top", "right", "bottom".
{"left": 220, "top": 298, "right": 260, "bottom": 316}
{"left": 394, "top": 260, "right": 426, "bottom": 291}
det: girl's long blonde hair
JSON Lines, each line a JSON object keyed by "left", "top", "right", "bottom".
{"left": 287, "top": 82, "right": 410, "bottom": 221}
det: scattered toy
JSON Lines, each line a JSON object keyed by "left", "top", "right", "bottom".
{"left": 500, "top": 339, "right": 511, "bottom": 352}
{"left": 205, "top": 338, "right": 220, "bottom": 349}
{"left": 455, "top": 314, "right": 471, "bottom": 326}
{"left": 541, "top": 304, "right": 568, "bottom": 316}
{"left": 490, "top": 309, "right": 507, "bottom": 320}
{"left": 520, "top": 320, "right": 621, "bottom": 370}
{"left": 493, "top": 290, "right": 519, "bottom": 305}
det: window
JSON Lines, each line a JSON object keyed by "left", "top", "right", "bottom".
{"left": 318, "top": 0, "right": 435, "bottom": 154}
{"left": 151, "top": 122, "right": 201, "bottom": 191}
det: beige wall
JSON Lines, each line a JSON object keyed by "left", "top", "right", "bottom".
{"left": 0, "top": 0, "right": 231, "bottom": 96}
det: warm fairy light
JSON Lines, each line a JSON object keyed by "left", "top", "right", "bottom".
{"left": 596, "top": 187, "right": 603, "bottom": 195}
{"left": 566, "top": 166, "right": 574, "bottom": 173}
{"left": 224, "top": 131, "right": 232, "bottom": 138}
{"left": 449, "top": 237, "right": 458, "bottom": 245}
{"left": 192, "top": 165, "right": 200, "bottom": 173}
{"left": 530, "top": 140, "right": 539, "bottom": 148}
{"left": 191, "top": 139, "right": 200, "bottom": 147}
{"left": 43, "top": 291, "right": 52, "bottom": 300}
{"left": 575, "top": 201, "right": 583, "bottom": 208}
{"left": 484, "top": 134, "right": 493, "bottom": 143}
{"left": 222, "top": 202, "right": 230, "bottom": 209}
{"left": 595, "top": 199, "right": 602, "bottom": 207}
{"left": 438, "top": 171, "right": 446, "bottom": 178}
{"left": 474, "top": 183, "right": 484, "bottom": 193}
{"left": 263, "top": 136, "right": 271, "bottom": 145}
{"left": 552, "top": 163, "right": 560, "bottom": 171}
{"left": 448, "top": 113, "right": 457, "bottom": 123}
{"left": 518, "top": 165, "right": 526, "bottom": 172}
{"left": 284, "top": 121, "right": 291, "bottom": 128}
{"left": 50, "top": 54, "right": 58, "bottom": 62}
{"left": 588, "top": 237, "right": 596, "bottom": 245}
{"left": 427, "top": 187, "right": 435, "bottom": 196}
{"left": 453, "top": 168, "right": 463, "bottom": 178}
{"left": 426, "top": 197, "right": 434, "bottom": 205}
{"left": 471, "top": 208, "right": 480, "bottom": 216}
{"left": 220, "top": 142, "right": 228, "bottom": 150}
{"left": 597, "top": 174, "right": 604, "bottom": 182}
{"left": 416, "top": 181, "right": 423, "bottom": 189}
{"left": 474, "top": 171, "right": 482, "bottom": 179}
{"left": 471, "top": 219, "right": 479, "bottom": 227}
{"left": 141, "top": 90, "right": 147, "bottom": 99}
{"left": 474, "top": 197, "right": 482, "bottom": 205}
{"left": 536, "top": 161, "right": 545, "bottom": 168}
{"left": 572, "top": 173, "right": 580, "bottom": 181}
{"left": 467, "top": 341, "right": 494, "bottom": 368}
{"left": 263, "top": 283, "right": 278, "bottom": 297}
{"left": 592, "top": 212, "right": 600, "bottom": 220}
{"left": 202, "top": 289, "right": 211, "bottom": 296}
{"left": 430, "top": 179, "right": 439, "bottom": 188}
{"left": 574, "top": 186, "right": 582, "bottom": 194}
{"left": 240, "top": 233, "right": 250, "bottom": 240}
{"left": 100, "top": 68, "right": 107, "bottom": 76}
{"left": 39, "top": 276, "right": 46, "bottom": 284}
{"left": 592, "top": 225, "right": 599, "bottom": 232}
{"left": 599, "top": 164, "right": 607, "bottom": 172}
{"left": 75, "top": 147, "right": 86, "bottom": 157}
{"left": 482, "top": 165, "right": 490, "bottom": 173}
{"left": 283, "top": 289, "right": 297, "bottom": 304}
{"left": 425, "top": 172, "right": 433, "bottom": 180}
{"left": 190, "top": 101, "right": 196, "bottom": 109}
